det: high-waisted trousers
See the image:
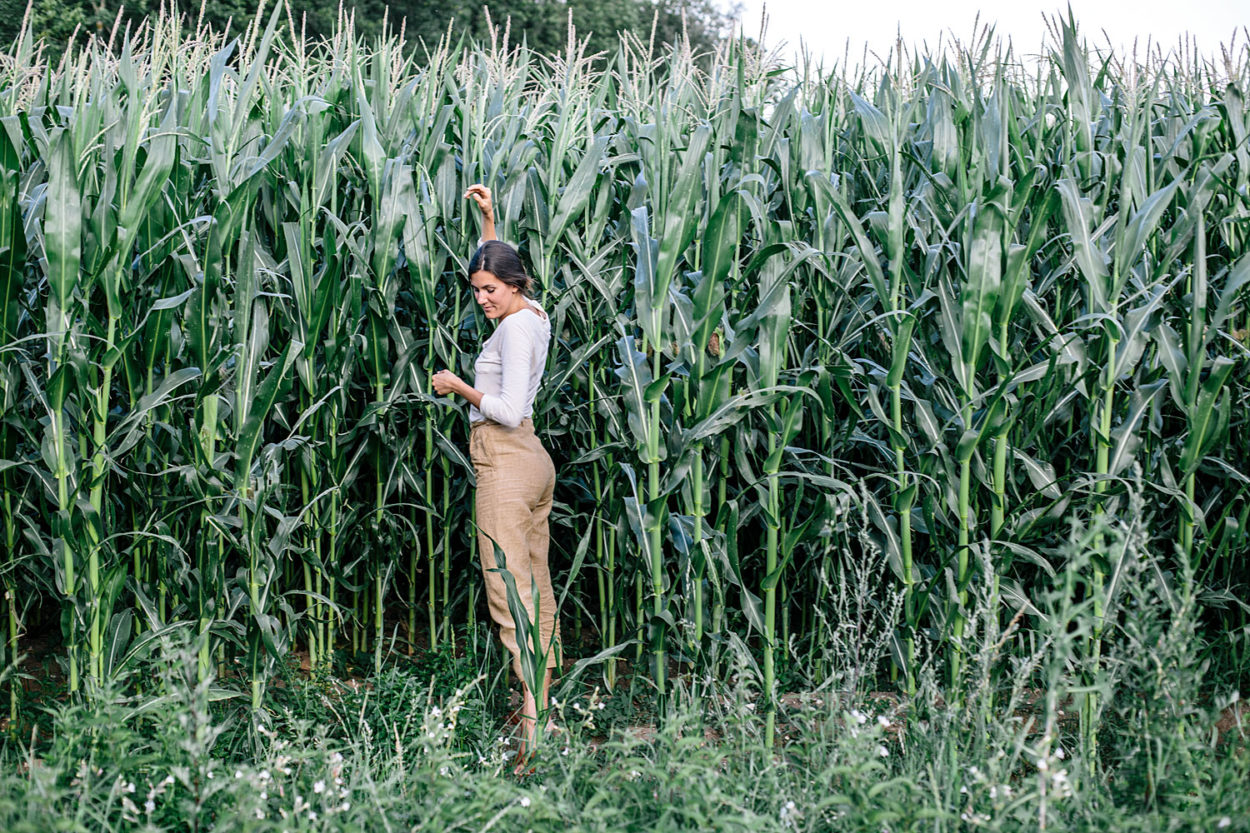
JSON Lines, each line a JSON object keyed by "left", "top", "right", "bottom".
{"left": 469, "top": 418, "right": 560, "bottom": 677}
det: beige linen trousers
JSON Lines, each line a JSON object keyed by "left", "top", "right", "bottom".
{"left": 469, "top": 418, "right": 561, "bottom": 677}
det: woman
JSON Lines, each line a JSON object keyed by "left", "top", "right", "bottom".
{"left": 431, "top": 184, "right": 560, "bottom": 763}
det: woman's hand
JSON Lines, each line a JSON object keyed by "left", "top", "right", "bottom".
{"left": 433, "top": 369, "right": 485, "bottom": 409}
{"left": 431, "top": 369, "right": 463, "bottom": 397}
{"left": 464, "top": 184, "right": 497, "bottom": 241}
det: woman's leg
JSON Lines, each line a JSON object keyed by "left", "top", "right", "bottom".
{"left": 517, "top": 444, "right": 558, "bottom": 764}
{"left": 526, "top": 451, "right": 559, "bottom": 674}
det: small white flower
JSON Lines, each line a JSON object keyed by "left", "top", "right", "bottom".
{"left": 876, "top": 745, "right": 889, "bottom": 758}
{"left": 144, "top": 799, "right": 155, "bottom": 814}
{"left": 259, "top": 769, "right": 271, "bottom": 782}
{"left": 340, "top": 801, "right": 351, "bottom": 811}
{"left": 235, "top": 770, "right": 243, "bottom": 780}
{"left": 1037, "top": 758, "right": 1048, "bottom": 771}
{"left": 125, "top": 782, "right": 136, "bottom": 794}
{"left": 206, "top": 771, "right": 214, "bottom": 780}
{"left": 850, "top": 709, "right": 867, "bottom": 724}
{"left": 259, "top": 791, "right": 267, "bottom": 801}
{"left": 309, "top": 811, "right": 317, "bottom": 821}
{"left": 877, "top": 715, "right": 890, "bottom": 727}
{"left": 1055, "top": 747, "right": 1065, "bottom": 760}
{"left": 1218, "top": 818, "right": 1231, "bottom": 828}
{"left": 520, "top": 796, "right": 531, "bottom": 808}
{"left": 314, "top": 780, "right": 325, "bottom": 794}
{"left": 254, "top": 808, "right": 265, "bottom": 820}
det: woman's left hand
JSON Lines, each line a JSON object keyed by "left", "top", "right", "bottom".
{"left": 432, "top": 370, "right": 462, "bottom": 396}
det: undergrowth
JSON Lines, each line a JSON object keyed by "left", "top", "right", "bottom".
{"left": 1, "top": 508, "right": 1246, "bottom": 833}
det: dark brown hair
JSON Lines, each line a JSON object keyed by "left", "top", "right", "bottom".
{"left": 468, "top": 241, "right": 533, "bottom": 297}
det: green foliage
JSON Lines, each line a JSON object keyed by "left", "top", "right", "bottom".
{"left": 0, "top": 0, "right": 738, "bottom": 57}
{"left": 1, "top": 518, "right": 1248, "bottom": 833}
{"left": 0, "top": 5, "right": 1247, "bottom": 774}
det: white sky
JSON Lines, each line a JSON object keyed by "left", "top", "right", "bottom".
{"left": 731, "top": 0, "right": 1248, "bottom": 67}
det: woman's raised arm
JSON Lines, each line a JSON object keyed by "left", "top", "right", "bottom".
{"left": 464, "top": 184, "right": 497, "bottom": 242}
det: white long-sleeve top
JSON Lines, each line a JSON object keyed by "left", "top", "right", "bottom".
{"left": 468, "top": 299, "right": 550, "bottom": 428}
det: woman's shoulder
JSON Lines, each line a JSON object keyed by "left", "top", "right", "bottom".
{"left": 500, "top": 303, "right": 549, "bottom": 332}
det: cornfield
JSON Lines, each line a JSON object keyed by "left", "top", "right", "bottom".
{"left": 1, "top": 7, "right": 1247, "bottom": 754}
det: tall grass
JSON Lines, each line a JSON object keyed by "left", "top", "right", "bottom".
{"left": 0, "top": 502, "right": 1246, "bottom": 832}
{"left": 0, "top": 7, "right": 1246, "bottom": 751}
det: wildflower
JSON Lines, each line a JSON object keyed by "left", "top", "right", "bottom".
{"left": 1055, "top": 747, "right": 1065, "bottom": 760}
{"left": 520, "top": 796, "right": 531, "bottom": 808}
{"left": 314, "top": 780, "right": 325, "bottom": 794}
{"left": 235, "top": 770, "right": 243, "bottom": 780}
{"left": 259, "top": 769, "right": 272, "bottom": 782}
{"left": 340, "top": 801, "right": 351, "bottom": 811}
{"left": 144, "top": 799, "right": 155, "bottom": 814}
{"left": 125, "top": 782, "right": 136, "bottom": 793}
{"left": 876, "top": 745, "right": 889, "bottom": 758}
{"left": 850, "top": 709, "right": 867, "bottom": 724}
{"left": 260, "top": 792, "right": 267, "bottom": 801}
{"left": 254, "top": 809, "right": 265, "bottom": 820}
{"left": 1218, "top": 818, "right": 1231, "bottom": 828}
{"left": 309, "top": 811, "right": 317, "bottom": 821}
{"left": 877, "top": 715, "right": 890, "bottom": 728}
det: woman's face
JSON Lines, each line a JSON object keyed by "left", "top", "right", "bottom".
{"left": 470, "top": 270, "right": 518, "bottom": 319}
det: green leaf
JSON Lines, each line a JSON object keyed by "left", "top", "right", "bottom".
{"left": 1180, "top": 356, "right": 1235, "bottom": 475}
{"left": 235, "top": 341, "right": 299, "bottom": 488}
